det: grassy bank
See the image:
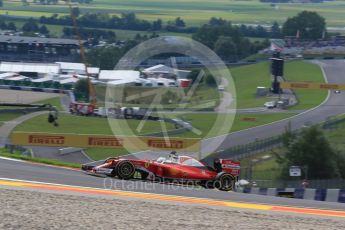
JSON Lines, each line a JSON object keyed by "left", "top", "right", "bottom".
{"left": 34, "top": 96, "right": 64, "bottom": 111}
{"left": 284, "top": 61, "right": 327, "bottom": 110}
{"left": 0, "top": 148, "right": 81, "bottom": 168}
{"left": 13, "top": 114, "right": 175, "bottom": 135}
{"left": 0, "top": 112, "right": 24, "bottom": 127}
{"left": 241, "top": 115, "right": 345, "bottom": 181}
{"left": 231, "top": 62, "right": 272, "bottom": 109}
{"left": 230, "top": 60, "right": 326, "bottom": 110}
{"left": 170, "top": 112, "right": 295, "bottom": 138}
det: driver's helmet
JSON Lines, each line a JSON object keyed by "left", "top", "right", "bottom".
{"left": 168, "top": 151, "right": 178, "bottom": 163}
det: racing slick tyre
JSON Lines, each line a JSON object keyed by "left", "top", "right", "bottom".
{"left": 116, "top": 160, "right": 135, "bottom": 180}
{"left": 216, "top": 173, "right": 235, "bottom": 191}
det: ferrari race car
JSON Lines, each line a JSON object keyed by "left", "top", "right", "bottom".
{"left": 82, "top": 152, "right": 240, "bottom": 191}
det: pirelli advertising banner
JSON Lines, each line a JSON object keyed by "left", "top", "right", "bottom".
{"left": 281, "top": 82, "right": 345, "bottom": 90}
{"left": 10, "top": 132, "right": 201, "bottom": 152}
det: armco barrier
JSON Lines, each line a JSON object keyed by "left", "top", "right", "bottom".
{"left": 238, "top": 187, "right": 345, "bottom": 203}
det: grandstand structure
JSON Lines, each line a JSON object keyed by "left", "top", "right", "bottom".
{"left": 284, "top": 35, "right": 345, "bottom": 55}
{"left": 0, "top": 35, "right": 83, "bottom": 62}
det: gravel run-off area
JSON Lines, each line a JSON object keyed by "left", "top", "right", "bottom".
{"left": 1, "top": 188, "right": 345, "bottom": 230}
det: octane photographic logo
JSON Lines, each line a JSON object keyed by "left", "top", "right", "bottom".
{"left": 103, "top": 177, "right": 226, "bottom": 192}
{"left": 105, "top": 36, "right": 237, "bottom": 158}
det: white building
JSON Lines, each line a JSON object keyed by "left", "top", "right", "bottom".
{"left": 6, "top": 76, "right": 30, "bottom": 82}
{"left": 107, "top": 78, "right": 140, "bottom": 86}
{"left": 56, "top": 62, "right": 85, "bottom": 75}
{"left": 98, "top": 70, "right": 140, "bottom": 82}
{"left": 87, "top": 67, "right": 100, "bottom": 77}
{"left": 0, "top": 72, "right": 18, "bottom": 80}
{"left": 0, "top": 62, "right": 60, "bottom": 77}
{"left": 143, "top": 64, "right": 191, "bottom": 79}
{"left": 60, "top": 78, "right": 79, "bottom": 85}
{"left": 56, "top": 62, "right": 100, "bottom": 77}
{"left": 31, "top": 77, "right": 53, "bottom": 84}
{"left": 147, "top": 77, "right": 176, "bottom": 87}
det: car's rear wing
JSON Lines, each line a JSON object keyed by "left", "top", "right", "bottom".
{"left": 220, "top": 159, "right": 240, "bottom": 176}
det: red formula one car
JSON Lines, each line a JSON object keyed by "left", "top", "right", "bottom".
{"left": 82, "top": 152, "right": 240, "bottom": 191}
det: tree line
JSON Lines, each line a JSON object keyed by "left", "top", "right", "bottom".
{"left": 193, "top": 21, "right": 270, "bottom": 62}
{"left": 1, "top": 16, "right": 117, "bottom": 42}
{"left": 39, "top": 11, "right": 326, "bottom": 40}
{"left": 28, "top": 0, "right": 93, "bottom": 5}
{"left": 86, "top": 33, "right": 159, "bottom": 70}
{"left": 260, "top": 0, "right": 324, "bottom": 3}
{"left": 85, "top": 20, "right": 270, "bottom": 67}
{"left": 62, "top": 27, "right": 116, "bottom": 43}
{"left": 39, "top": 12, "right": 198, "bottom": 33}
{"left": 276, "top": 125, "right": 345, "bottom": 180}
{"left": 0, "top": 17, "right": 17, "bottom": 31}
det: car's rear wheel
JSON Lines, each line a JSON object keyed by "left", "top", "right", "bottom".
{"left": 216, "top": 173, "right": 234, "bottom": 191}
{"left": 116, "top": 161, "right": 135, "bottom": 180}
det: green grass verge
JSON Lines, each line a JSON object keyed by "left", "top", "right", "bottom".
{"left": 230, "top": 62, "right": 273, "bottom": 109}
{"left": 242, "top": 114, "right": 345, "bottom": 181}
{"left": 284, "top": 61, "right": 327, "bottom": 110}
{"left": 0, "top": 112, "right": 24, "bottom": 121}
{"left": 34, "top": 96, "right": 63, "bottom": 111}
{"left": 13, "top": 113, "right": 175, "bottom": 135}
{"left": 239, "top": 150, "right": 281, "bottom": 180}
{"left": 229, "top": 60, "right": 326, "bottom": 110}
{"left": 170, "top": 112, "right": 295, "bottom": 138}
{"left": 0, "top": 149, "right": 81, "bottom": 168}
{"left": 0, "top": 112, "right": 24, "bottom": 126}
{"left": 95, "top": 83, "right": 219, "bottom": 110}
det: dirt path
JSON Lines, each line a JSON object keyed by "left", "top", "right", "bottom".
{"left": 1, "top": 188, "right": 344, "bottom": 230}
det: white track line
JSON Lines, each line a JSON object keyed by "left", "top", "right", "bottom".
{"left": 0, "top": 156, "right": 25, "bottom": 162}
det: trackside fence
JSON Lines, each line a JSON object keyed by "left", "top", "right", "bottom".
{"left": 247, "top": 179, "right": 345, "bottom": 189}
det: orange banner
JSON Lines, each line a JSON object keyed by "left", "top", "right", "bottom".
{"left": 281, "top": 82, "right": 345, "bottom": 90}
{"left": 10, "top": 132, "right": 201, "bottom": 152}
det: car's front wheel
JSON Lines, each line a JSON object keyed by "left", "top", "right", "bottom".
{"left": 116, "top": 161, "right": 135, "bottom": 180}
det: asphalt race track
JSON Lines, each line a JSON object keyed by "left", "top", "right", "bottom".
{"left": 1, "top": 157, "right": 344, "bottom": 211}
